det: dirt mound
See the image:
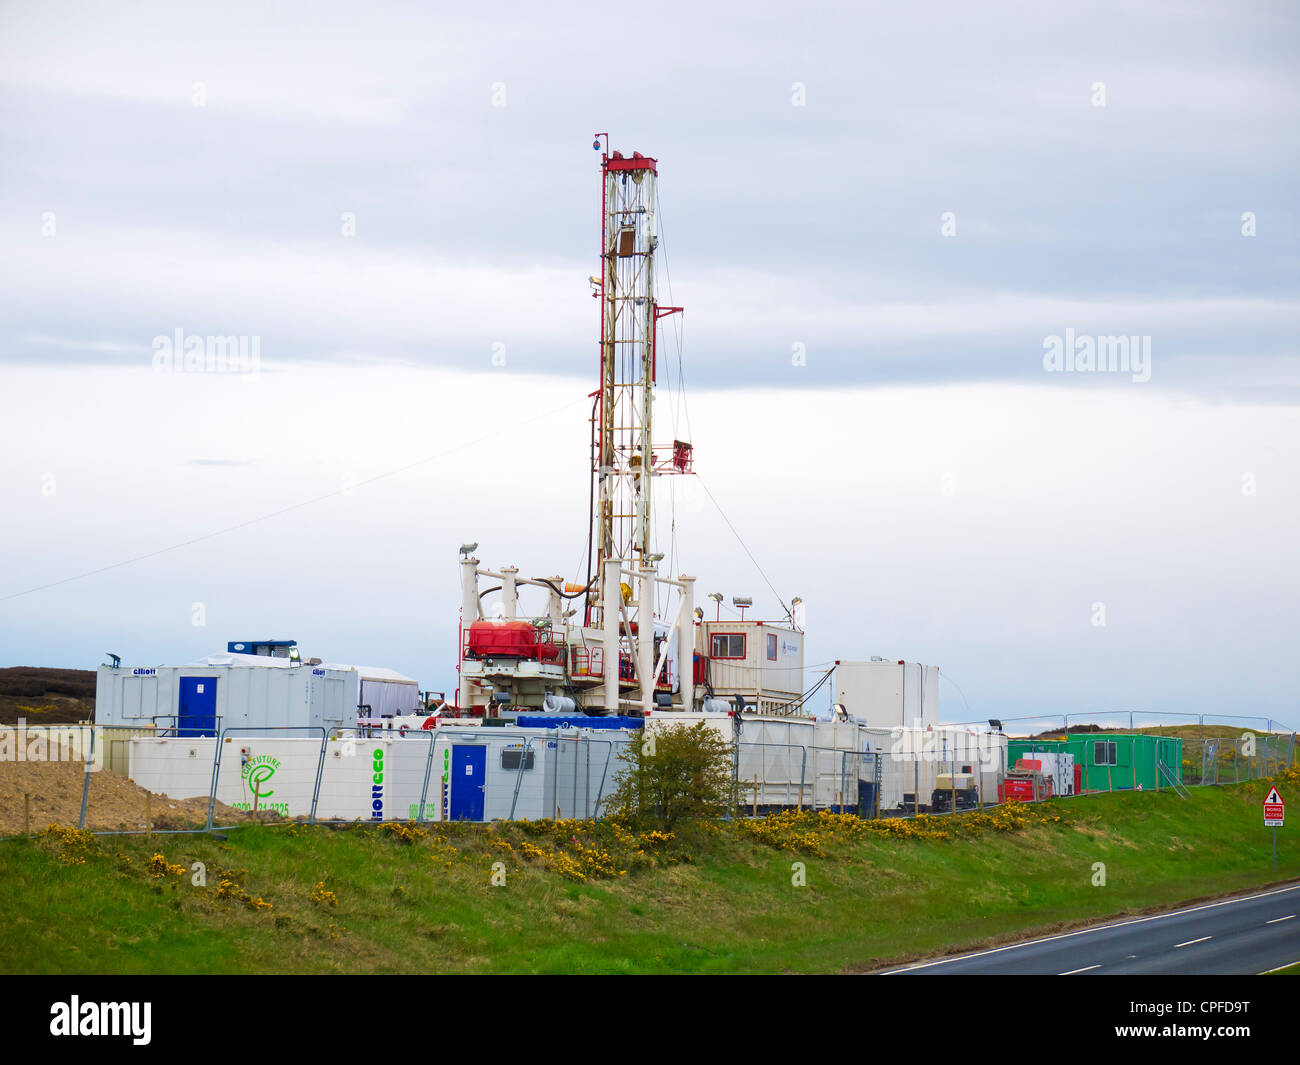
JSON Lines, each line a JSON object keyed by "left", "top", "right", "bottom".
{"left": 0, "top": 749, "right": 272, "bottom": 836}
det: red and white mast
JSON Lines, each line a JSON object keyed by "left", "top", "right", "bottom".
{"left": 590, "top": 135, "right": 684, "bottom": 631}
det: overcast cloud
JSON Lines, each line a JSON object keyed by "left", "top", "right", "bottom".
{"left": 1, "top": 1, "right": 1297, "bottom": 726}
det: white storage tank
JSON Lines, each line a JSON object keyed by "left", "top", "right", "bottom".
{"left": 833, "top": 659, "right": 939, "bottom": 730}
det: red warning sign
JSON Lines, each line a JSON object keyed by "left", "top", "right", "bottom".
{"left": 1263, "top": 786, "right": 1285, "bottom": 827}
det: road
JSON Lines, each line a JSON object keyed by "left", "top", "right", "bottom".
{"left": 882, "top": 882, "right": 1300, "bottom": 975}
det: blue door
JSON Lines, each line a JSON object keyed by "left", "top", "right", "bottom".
{"left": 450, "top": 745, "right": 486, "bottom": 821}
{"left": 178, "top": 676, "right": 218, "bottom": 737}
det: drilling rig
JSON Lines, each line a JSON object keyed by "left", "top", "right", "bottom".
{"left": 456, "top": 137, "right": 697, "bottom": 717}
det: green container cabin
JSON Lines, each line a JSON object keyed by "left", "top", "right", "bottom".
{"left": 1008, "top": 734, "right": 1182, "bottom": 792}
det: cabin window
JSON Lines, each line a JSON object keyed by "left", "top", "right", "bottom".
{"left": 766, "top": 633, "right": 777, "bottom": 661}
{"left": 1094, "top": 741, "right": 1117, "bottom": 766}
{"left": 501, "top": 749, "right": 535, "bottom": 771}
{"left": 710, "top": 633, "right": 746, "bottom": 659}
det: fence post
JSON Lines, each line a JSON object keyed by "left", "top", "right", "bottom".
{"left": 573, "top": 734, "right": 580, "bottom": 820}
{"left": 1198, "top": 715, "right": 1205, "bottom": 783}
{"left": 950, "top": 744, "right": 956, "bottom": 815}
{"left": 913, "top": 755, "right": 920, "bottom": 818}
{"left": 205, "top": 731, "right": 226, "bottom": 831}
{"left": 309, "top": 727, "right": 328, "bottom": 825}
{"left": 874, "top": 753, "right": 882, "bottom": 818}
{"left": 592, "top": 738, "right": 615, "bottom": 818}
{"left": 78, "top": 725, "right": 96, "bottom": 830}
{"left": 731, "top": 725, "right": 740, "bottom": 820}
{"left": 508, "top": 737, "right": 530, "bottom": 820}
{"left": 798, "top": 746, "right": 807, "bottom": 811}
{"left": 843, "top": 749, "right": 849, "bottom": 813}
{"left": 418, "top": 731, "right": 439, "bottom": 824}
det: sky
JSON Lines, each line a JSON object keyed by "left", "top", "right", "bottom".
{"left": 1, "top": 1, "right": 1297, "bottom": 729}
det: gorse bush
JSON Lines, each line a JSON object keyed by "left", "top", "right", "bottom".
{"left": 737, "top": 802, "right": 1063, "bottom": 856}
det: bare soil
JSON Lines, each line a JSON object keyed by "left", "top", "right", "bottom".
{"left": 0, "top": 748, "right": 271, "bottom": 836}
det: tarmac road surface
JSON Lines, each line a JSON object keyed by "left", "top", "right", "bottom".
{"left": 882, "top": 881, "right": 1300, "bottom": 975}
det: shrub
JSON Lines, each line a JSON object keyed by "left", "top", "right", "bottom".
{"left": 309, "top": 881, "right": 339, "bottom": 908}
{"left": 147, "top": 853, "right": 186, "bottom": 878}
{"left": 603, "top": 722, "right": 733, "bottom": 829}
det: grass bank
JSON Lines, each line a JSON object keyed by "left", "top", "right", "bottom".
{"left": 2, "top": 773, "right": 1296, "bottom": 974}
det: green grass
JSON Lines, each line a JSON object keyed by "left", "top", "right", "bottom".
{"left": 2, "top": 776, "right": 1296, "bottom": 974}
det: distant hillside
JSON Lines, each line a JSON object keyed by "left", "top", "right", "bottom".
{"left": 0, "top": 667, "right": 95, "bottom": 726}
{"left": 1027, "top": 723, "right": 1276, "bottom": 740}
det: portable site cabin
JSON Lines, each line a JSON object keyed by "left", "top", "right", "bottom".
{"left": 698, "top": 620, "right": 805, "bottom": 715}
{"left": 833, "top": 660, "right": 940, "bottom": 729}
{"left": 97, "top": 652, "right": 419, "bottom": 737}
{"left": 737, "top": 718, "right": 1006, "bottom": 816}
{"left": 646, "top": 710, "right": 1006, "bottom": 814}
{"left": 127, "top": 725, "right": 635, "bottom": 823}
{"left": 391, "top": 725, "right": 634, "bottom": 821}
{"left": 445, "top": 720, "right": 639, "bottom": 820}
{"left": 1008, "top": 734, "right": 1182, "bottom": 792}
{"left": 646, "top": 710, "right": 849, "bottom": 810}
{"left": 323, "top": 663, "right": 421, "bottom": 718}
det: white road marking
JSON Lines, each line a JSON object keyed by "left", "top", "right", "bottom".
{"left": 1259, "top": 958, "right": 1300, "bottom": 974}
{"left": 1174, "top": 936, "right": 1212, "bottom": 948}
{"left": 1059, "top": 964, "right": 1100, "bottom": 975}
{"left": 882, "top": 881, "right": 1300, "bottom": 974}
{"left": 1265, "top": 915, "right": 1294, "bottom": 925}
